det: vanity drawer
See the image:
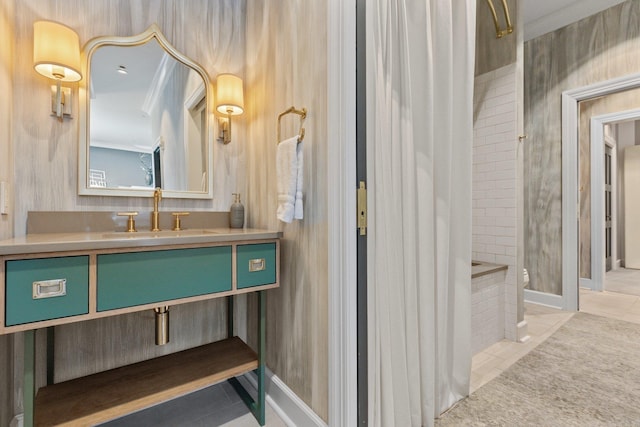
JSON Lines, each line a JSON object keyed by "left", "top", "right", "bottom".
{"left": 5, "top": 256, "right": 89, "bottom": 326}
{"left": 237, "top": 243, "right": 277, "bottom": 289}
{"left": 97, "top": 246, "right": 232, "bottom": 311}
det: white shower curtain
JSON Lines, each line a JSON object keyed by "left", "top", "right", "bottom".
{"left": 366, "top": 1, "right": 475, "bottom": 426}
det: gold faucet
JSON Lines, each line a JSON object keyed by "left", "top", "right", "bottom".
{"left": 151, "top": 187, "right": 162, "bottom": 231}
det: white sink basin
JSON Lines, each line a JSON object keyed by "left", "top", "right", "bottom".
{"left": 102, "top": 229, "right": 218, "bottom": 239}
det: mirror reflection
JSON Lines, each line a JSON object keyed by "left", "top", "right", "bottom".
{"left": 79, "top": 25, "right": 213, "bottom": 199}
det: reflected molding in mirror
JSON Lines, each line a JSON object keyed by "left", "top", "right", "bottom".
{"left": 79, "top": 24, "right": 214, "bottom": 199}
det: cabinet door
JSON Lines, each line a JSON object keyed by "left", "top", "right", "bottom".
{"left": 5, "top": 256, "right": 89, "bottom": 326}
{"left": 237, "top": 243, "right": 277, "bottom": 289}
{"left": 97, "top": 246, "right": 232, "bottom": 311}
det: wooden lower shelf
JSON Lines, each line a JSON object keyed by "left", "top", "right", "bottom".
{"left": 34, "top": 337, "right": 258, "bottom": 427}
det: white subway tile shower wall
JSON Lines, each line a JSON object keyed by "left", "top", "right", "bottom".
{"left": 473, "top": 64, "right": 519, "bottom": 344}
{"left": 471, "top": 270, "right": 507, "bottom": 354}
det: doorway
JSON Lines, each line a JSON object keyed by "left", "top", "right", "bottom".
{"left": 561, "top": 72, "right": 640, "bottom": 310}
{"left": 589, "top": 110, "right": 640, "bottom": 293}
{"left": 605, "top": 144, "right": 613, "bottom": 273}
{"left": 600, "top": 117, "right": 640, "bottom": 297}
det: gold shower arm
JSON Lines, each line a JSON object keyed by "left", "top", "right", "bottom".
{"left": 486, "top": 0, "right": 513, "bottom": 39}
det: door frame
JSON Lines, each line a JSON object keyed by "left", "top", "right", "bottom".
{"left": 355, "top": 0, "right": 368, "bottom": 425}
{"left": 327, "top": 0, "right": 358, "bottom": 425}
{"left": 562, "top": 72, "right": 640, "bottom": 310}
{"left": 590, "top": 109, "right": 640, "bottom": 291}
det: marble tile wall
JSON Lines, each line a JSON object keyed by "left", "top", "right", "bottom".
{"left": 8, "top": 0, "right": 248, "bottom": 414}
{"left": 244, "top": 0, "right": 328, "bottom": 420}
{"left": 0, "top": 1, "right": 14, "bottom": 424}
{"left": 524, "top": 0, "right": 640, "bottom": 295}
{"left": 577, "top": 88, "right": 640, "bottom": 279}
{"left": 473, "top": 63, "right": 519, "bottom": 341}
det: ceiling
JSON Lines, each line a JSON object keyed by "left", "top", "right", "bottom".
{"left": 90, "top": 40, "right": 165, "bottom": 151}
{"left": 521, "top": 0, "right": 628, "bottom": 41}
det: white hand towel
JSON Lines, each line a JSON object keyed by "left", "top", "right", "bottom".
{"left": 277, "top": 136, "right": 303, "bottom": 223}
{"left": 294, "top": 141, "right": 303, "bottom": 220}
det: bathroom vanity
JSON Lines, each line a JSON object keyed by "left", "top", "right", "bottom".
{"left": 0, "top": 220, "right": 280, "bottom": 426}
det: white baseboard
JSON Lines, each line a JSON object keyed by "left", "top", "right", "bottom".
{"left": 516, "top": 320, "right": 530, "bottom": 343}
{"left": 579, "top": 278, "right": 593, "bottom": 290}
{"left": 10, "top": 413, "right": 23, "bottom": 427}
{"left": 524, "top": 289, "right": 563, "bottom": 309}
{"left": 243, "top": 368, "right": 327, "bottom": 427}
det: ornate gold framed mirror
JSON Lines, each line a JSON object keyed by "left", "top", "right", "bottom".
{"left": 78, "top": 24, "right": 213, "bottom": 199}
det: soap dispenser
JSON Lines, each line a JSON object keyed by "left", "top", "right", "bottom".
{"left": 229, "top": 193, "right": 245, "bottom": 228}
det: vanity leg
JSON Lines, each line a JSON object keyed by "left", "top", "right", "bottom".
{"left": 228, "top": 291, "right": 266, "bottom": 426}
{"left": 256, "top": 290, "right": 266, "bottom": 425}
{"left": 23, "top": 329, "right": 36, "bottom": 427}
{"left": 46, "top": 327, "right": 55, "bottom": 385}
{"left": 227, "top": 295, "right": 234, "bottom": 338}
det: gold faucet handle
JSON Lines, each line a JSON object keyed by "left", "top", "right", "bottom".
{"left": 171, "top": 212, "right": 190, "bottom": 231}
{"left": 117, "top": 212, "right": 139, "bottom": 232}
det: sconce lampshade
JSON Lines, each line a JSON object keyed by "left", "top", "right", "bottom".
{"left": 33, "top": 21, "right": 82, "bottom": 82}
{"left": 216, "top": 74, "right": 244, "bottom": 115}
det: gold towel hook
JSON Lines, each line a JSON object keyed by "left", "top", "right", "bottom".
{"left": 486, "top": 0, "right": 513, "bottom": 39}
{"left": 278, "top": 106, "right": 307, "bottom": 144}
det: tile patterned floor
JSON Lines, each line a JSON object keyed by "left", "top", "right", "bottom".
{"left": 601, "top": 267, "right": 640, "bottom": 297}
{"left": 471, "top": 267, "right": 640, "bottom": 394}
{"left": 580, "top": 288, "right": 640, "bottom": 323}
{"left": 581, "top": 268, "right": 640, "bottom": 324}
{"left": 100, "top": 379, "right": 287, "bottom": 427}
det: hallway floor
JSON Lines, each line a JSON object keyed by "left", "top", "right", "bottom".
{"left": 602, "top": 267, "right": 640, "bottom": 297}
{"left": 472, "top": 270, "right": 640, "bottom": 394}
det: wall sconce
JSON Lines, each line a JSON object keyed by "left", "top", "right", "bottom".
{"left": 33, "top": 21, "right": 82, "bottom": 121}
{"left": 216, "top": 74, "right": 244, "bottom": 144}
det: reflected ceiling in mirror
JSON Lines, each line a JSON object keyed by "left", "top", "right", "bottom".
{"left": 79, "top": 24, "right": 213, "bottom": 199}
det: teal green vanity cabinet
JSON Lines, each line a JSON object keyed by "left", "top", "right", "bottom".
{"left": 237, "top": 243, "right": 277, "bottom": 289}
{"left": 5, "top": 256, "right": 89, "bottom": 326}
{"left": 97, "top": 246, "right": 232, "bottom": 311}
{"left": 0, "top": 228, "right": 280, "bottom": 427}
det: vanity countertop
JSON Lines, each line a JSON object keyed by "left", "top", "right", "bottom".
{"left": 0, "top": 228, "right": 282, "bottom": 255}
